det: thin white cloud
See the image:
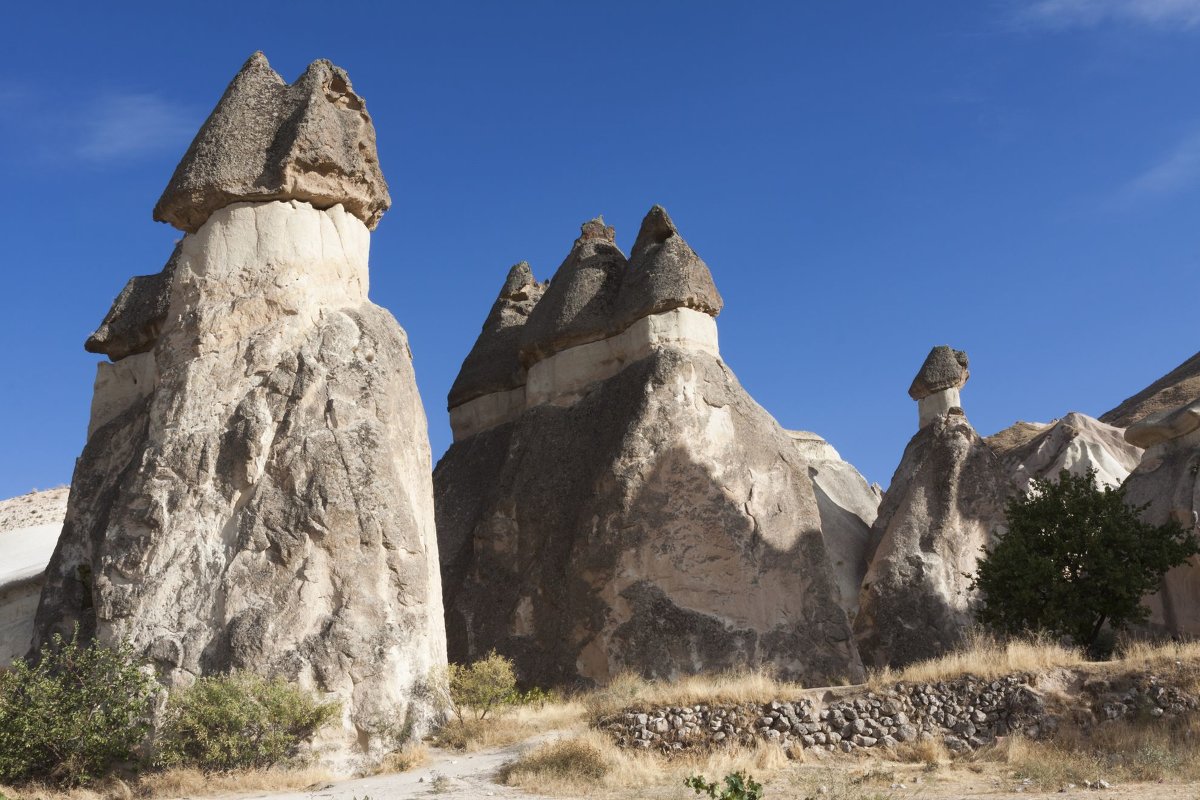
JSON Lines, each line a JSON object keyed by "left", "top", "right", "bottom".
{"left": 1021, "top": 0, "right": 1200, "bottom": 29}
{"left": 1122, "top": 129, "right": 1200, "bottom": 201}
{"left": 75, "top": 93, "right": 196, "bottom": 162}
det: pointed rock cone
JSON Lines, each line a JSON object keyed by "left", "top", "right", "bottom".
{"left": 519, "top": 217, "right": 628, "bottom": 365}
{"left": 154, "top": 51, "right": 391, "bottom": 233}
{"left": 613, "top": 205, "right": 723, "bottom": 330}
{"left": 448, "top": 262, "right": 546, "bottom": 410}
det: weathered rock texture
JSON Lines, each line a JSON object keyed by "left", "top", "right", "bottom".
{"left": 155, "top": 52, "right": 390, "bottom": 233}
{"left": 0, "top": 489, "right": 67, "bottom": 668}
{"left": 855, "top": 348, "right": 1006, "bottom": 668}
{"left": 1121, "top": 399, "right": 1200, "bottom": 637}
{"left": 85, "top": 245, "right": 178, "bottom": 361}
{"left": 447, "top": 262, "right": 546, "bottom": 410}
{"left": 988, "top": 412, "right": 1144, "bottom": 492}
{"left": 435, "top": 209, "right": 877, "bottom": 688}
{"left": 909, "top": 346, "right": 969, "bottom": 429}
{"left": 35, "top": 56, "right": 442, "bottom": 770}
{"left": 1102, "top": 350, "right": 1200, "bottom": 429}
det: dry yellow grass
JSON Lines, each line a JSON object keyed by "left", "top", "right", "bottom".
{"left": 887, "top": 736, "right": 950, "bottom": 766}
{"left": 378, "top": 742, "right": 429, "bottom": 774}
{"left": 137, "top": 766, "right": 331, "bottom": 797}
{"left": 498, "top": 729, "right": 792, "bottom": 796}
{"left": 1001, "top": 712, "right": 1200, "bottom": 786}
{"left": 583, "top": 667, "right": 807, "bottom": 718}
{"left": 867, "top": 631, "right": 1086, "bottom": 688}
{"left": 0, "top": 767, "right": 331, "bottom": 800}
{"left": 433, "top": 696, "right": 588, "bottom": 751}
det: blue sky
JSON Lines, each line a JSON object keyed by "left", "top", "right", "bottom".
{"left": 2, "top": 0, "right": 1199, "bottom": 498}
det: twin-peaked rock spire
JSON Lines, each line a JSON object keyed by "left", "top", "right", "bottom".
{"left": 154, "top": 52, "right": 391, "bottom": 233}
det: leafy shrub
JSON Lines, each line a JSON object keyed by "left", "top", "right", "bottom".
{"left": 156, "top": 672, "right": 340, "bottom": 772}
{"left": 511, "top": 685, "right": 556, "bottom": 709}
{"left": 686, "top": 771, "right": 765, "bottom": 799}
{"left": 972, "top": 469, "right": 1199, "bottom": 655}
{"left": 447, "top": 650, "right": 517, "bottom": 721}
{"left": 0, "top": 629, "right": 156, "bottom": 786}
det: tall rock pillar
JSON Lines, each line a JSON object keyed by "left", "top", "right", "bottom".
{"left": 34, "top": 53, "right": 446, "bottom": 769}
{"left": 854, "top": 346, "right": 1005, "bottom": 668}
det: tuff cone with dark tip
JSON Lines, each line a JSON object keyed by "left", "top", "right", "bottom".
{"left": 908, "top": 345, "right": 969, "bottom": 400}
{"left": 37, "top": 53, "right": 444, "bottom": 773}
{"left": 154, "top": 52, "right": 391, "bottom": 233}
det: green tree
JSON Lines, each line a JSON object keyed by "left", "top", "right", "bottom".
{"left": 971, "top": 469, "right": 1199, "bottom": 654}
{"left": 0, "top": 628, "right": 156, "bottom": 786}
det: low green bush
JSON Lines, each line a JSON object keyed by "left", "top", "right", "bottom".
{"left": 156, "top": 672, "right": 340, "bottom": 772}
{"left": 447, "top": 650, "right": 518, "bottom": 721}
{"left": 686, "top": 771, "right": 766, "bottom": 800}
{"left": 0, "top": 629, "right": 156, "bottom": 786}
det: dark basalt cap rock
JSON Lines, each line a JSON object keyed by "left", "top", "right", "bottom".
{"left": 613, "top": 205, "right": 723, "bottom": 331}
{"left": 85, "top": 244, "right": 180, "bottom": 361}
{"left": 908, "top": 346, "right": 970, "bottom": 400}
{"left": 448, "top": 262, "right": 547, "bottom": 409}
{"left": 154, "top": 52, "right": 391, "bottom": 233}
{"left": 519, "top": 217, "right": 628, "bottom": 366}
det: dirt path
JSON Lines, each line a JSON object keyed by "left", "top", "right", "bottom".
{"left": 236, "top": 732, "right": 565, "bottom": 800}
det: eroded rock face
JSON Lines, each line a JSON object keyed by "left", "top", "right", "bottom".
{"left": 154, "top": 53, "right": 390, "bottom": 233}
{"left": 37, "top": 54, "right": 442, "bottom": 770}
{"left": 1122, "top": 402, "right": 1200, "bottom": 637}
{"left": 909, "top": 346, "right": 970, "bottom": 429}
{"left": 855, "top": 350, "right": 1006, "bottom": 668}
{"left": 518, "top": 218, "right": 628, "bottom": 365}
{"left": 85, "top": 245, "right": 179, "bottom": 361}
{"left": 447, "top": 262, "right": 547, "bottom": 409}
{"left": 988, "top": 412, "right": 1143, "bottom": 492}
{"left": 436, "top": 209, "right": 875, "bottom": 688}
{"left": 1102, "top": 350, "right": 1200, "bottom": 429}
{"left": 38, "top": 201, "right": 445, "bottom": 765}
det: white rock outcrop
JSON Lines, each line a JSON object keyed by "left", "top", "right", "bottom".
{"left": 34, "top": 55, "right": 445, "bottom": 771}
{"left": 987, "top": 412, "right": 1144, "bottom": 492}
{"left": 0, "top": 489, "right": 68, "bottom": 668}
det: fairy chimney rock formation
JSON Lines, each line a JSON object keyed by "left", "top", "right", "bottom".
{"left": 154, "top": 52, "right": 390, "bottom": 233}
{"left": 909, "top": 345, "right": 969, "bottom": 429}
{"left": 448, "top": 208, "right": 724, "bottom": 441}
{"left": 436, "top": 208, "right": 878, "bottom": 689}
{"left": 855, "top": 346, "right": 1005, "bottom": 668}
{"left": 35, "top": 53, "right": 445, "bottom": 771}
